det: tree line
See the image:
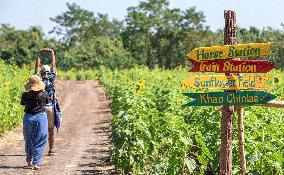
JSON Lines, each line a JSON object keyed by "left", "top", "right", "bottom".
{"left": 1, "top": 0, "right": 284, "bottom": 70}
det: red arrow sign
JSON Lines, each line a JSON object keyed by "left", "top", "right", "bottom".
{"left": 188, "top": 59, "right": 275, "bottom": 73}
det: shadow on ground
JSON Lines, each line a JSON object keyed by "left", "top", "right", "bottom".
{"left": 76, "top": 94, "right": 116, "bottom": 175}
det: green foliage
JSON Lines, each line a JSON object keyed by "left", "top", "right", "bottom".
{"left": 49, "top": 2, "right": 134, "bottom": 70}
{"left": 57, "top": 69, "right": 99, "bottom": 80}
{"left": 0, "top": 60, "right": 31, "bottom": 132}
{"left": 0, "top": 24, "right": 58, "bottom": 67}
{"left": 98, "top": 67, "right": 211, "bottom": 174}
{"left": 50, "top": 2, "right": 123, "bottom": 44}
{"left": 1, "top": 1, "right": 284, "bottom": 69}
{"left": 60, "top": 36, "right": 133, "bottom": 70}
{"left": 97, "top": 66, "right": 284, "bottom": 174}
{"left": 122, "top": 0, "right": 216, "bottom": 68}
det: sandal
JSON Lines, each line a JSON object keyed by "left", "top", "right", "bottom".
{"left": 48, "top": 150, "right": 55, "bottom": 156}
{"left": 32, "top": 165, "right": 40, "bottom": 170}
{"left": 27, "top": 161, "right": 32, "bottom": 167}
{"left": 24, "top": 161, "right": 33, "bottom": 169}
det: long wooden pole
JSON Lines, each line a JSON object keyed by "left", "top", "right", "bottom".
{"left": 216, "top": 101, "right": 284, "bottom": 112}
{"left": 220, "top": 10, "right": 236, "bottom": 175}
{"left": 251, "top": 100, "right": 284, "bottom": 108}
{"left": 237, "top": 107, "right": 246, "bottom": 174}
{"left": 234, "top": 10, "right": 246, "bottom": 172}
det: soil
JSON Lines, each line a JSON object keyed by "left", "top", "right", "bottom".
{"left": 0, "top": 80, "right": 115, "bottom": 175}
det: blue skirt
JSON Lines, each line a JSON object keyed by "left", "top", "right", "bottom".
{"left": 23, "top": 112, "right": 48, "bottom": 166}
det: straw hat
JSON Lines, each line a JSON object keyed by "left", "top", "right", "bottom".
{"left": 24, "top": 75, "right": 45, "bottom": 91}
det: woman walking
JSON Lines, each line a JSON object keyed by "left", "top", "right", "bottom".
{"left": 21, "top": 75, "right": 49, "bottom": 170}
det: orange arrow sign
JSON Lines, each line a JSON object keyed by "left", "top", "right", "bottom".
{"left": 181, "top": 75, "right": 271, "bottom": 90}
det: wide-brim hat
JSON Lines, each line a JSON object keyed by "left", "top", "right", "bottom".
{"left": 24, "top": 75, "right": 45, "bottom": 91}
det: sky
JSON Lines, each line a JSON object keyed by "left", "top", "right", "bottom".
{"left": 1, "top": 0, "right": 284, "bottom": 38}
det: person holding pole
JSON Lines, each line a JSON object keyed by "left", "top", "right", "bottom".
{"left": 35, "top": 48, "right": 57, "bottom": 156}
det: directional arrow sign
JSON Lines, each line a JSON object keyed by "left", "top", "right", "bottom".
{"left": 187, "top": 42, "right": 272, "bottom": 61}
{"left": 181, "top": 75, "right": 271, "bottom": 90}
{"left": 188, "top": 59, "right": 275, "bottom": 73}
{"left": 183, "top": 91, "right": 276, "bottom": 106}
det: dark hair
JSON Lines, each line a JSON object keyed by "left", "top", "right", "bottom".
{"left": 27, "top": 90, "right": 43, "bottom": 100}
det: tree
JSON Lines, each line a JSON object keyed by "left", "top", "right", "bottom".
{"left": 49, "top": 2, "right": 133, "bottom": 70}
{"left": 50, "top": 3, "right": 123, "bottom": 45}
{"left": 0, "top": 24, "right": 57, "bottom": 67}
{"left": 122, "top": 0, "right": 209, "bottom": 68}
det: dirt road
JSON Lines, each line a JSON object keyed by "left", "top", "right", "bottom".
{"left": 0, "top": 80, "right": 115, "bottom": 175}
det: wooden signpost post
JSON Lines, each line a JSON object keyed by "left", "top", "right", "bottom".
{"left": 182, "top": 10, "right": 284, "bottom": 175}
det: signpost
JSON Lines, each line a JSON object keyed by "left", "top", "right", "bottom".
{"left": 181, "top": 75, "right": 271, "bottom": 90}
{"left": 183, "top": 91, "right": 276, "bottom": 106}
{"left": 182, "top": 10, "right": 283, "bottom": 175}
{"left": 188, "top": 59, "right": 275, "bottom": 73}
{"left": 187, "top": 42, "right": 272, "bottom": 61}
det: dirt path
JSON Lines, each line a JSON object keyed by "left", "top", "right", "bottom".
{"left": 0, "top": 80, "right": 115, "bottom": 175}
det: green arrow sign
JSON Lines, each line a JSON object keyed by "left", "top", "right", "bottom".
{"left": 183, "top": 91, "right": 276, "bottom": 106}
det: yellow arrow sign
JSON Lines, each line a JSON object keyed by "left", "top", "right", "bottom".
{"left": 187, "top": 42, "right": 272, "bottom": 61}
{"left": 181, "top": 75, "right": 271, "bottom": 90}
